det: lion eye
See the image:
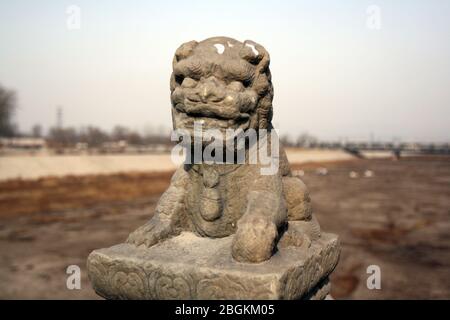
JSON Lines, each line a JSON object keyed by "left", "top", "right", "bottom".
{"left": 175, "top": 74, "right": 185, "bottom": 85}
{"left": 242, "top": 79, "right": 252, "bottom": 88}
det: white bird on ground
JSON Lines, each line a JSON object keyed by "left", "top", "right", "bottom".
{"left": 364, "top": 170, "right": 374, "bottom": 178}
{"left": 349, "top": 171, "right": 359, "bottom": 179}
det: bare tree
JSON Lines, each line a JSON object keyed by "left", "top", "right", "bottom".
{"left": 48, "top": 127, "right": 78, "bottom": 147}
{"left": 32, "top": 124, "right": 42, "bottom": 138}
{"left": 280, "top": 134, "right": 293, "bottom": 147}
{"left": 111, "top": 125, "right": 130, "bottom": 141}
{"left": 0, "top": 84, "right": 17, "bottom": 137}
{"left": 296, "top": 132, "right": 318, "bottom": 148}
{"left": 79, "top": 126, "right": 108, "bottom": 147}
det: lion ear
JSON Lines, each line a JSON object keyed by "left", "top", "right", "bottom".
{"left": 240, "top": 40, "right": 262, "bottom": 65}
{"left": 240, "top": 40, "right": 270, "bottom": 71}
{"left": 173, "top": 40, "right": 198, "bottom": 65}
{"left": 239, "top": 41, "right": 272, "bottom": 129}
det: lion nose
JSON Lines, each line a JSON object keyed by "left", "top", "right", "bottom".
{"left": 198, "top": 78, "right": 225, "bottom": 103}
{"left": 200, "top": 86, "right": 211, "bottom": 102}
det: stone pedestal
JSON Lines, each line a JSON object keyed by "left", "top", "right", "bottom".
{"left": 87, "top": 232, "right": 340, "bottom": 300}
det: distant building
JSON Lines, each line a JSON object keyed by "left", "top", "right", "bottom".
{"left": 0, "top": 137, "right": 47, "bottom": 150}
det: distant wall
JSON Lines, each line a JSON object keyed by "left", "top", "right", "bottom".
{"left": 0, "top": 149, "right": 356, "bottom": 181}
{"left": 285, "top": 148, "right": 356, "bottom": 164}
{"left": 359, "top": 150, "right": 394, "bottom": 159}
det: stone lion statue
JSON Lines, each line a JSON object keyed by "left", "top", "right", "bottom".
{"left": 127, "top": 36, "right": 321, "bottom": 263}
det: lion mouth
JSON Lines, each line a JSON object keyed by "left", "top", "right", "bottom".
{"left": 173, "top": 104, "right": 251, "bottom": 131}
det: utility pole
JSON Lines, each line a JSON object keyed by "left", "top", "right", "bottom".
{"left": 57, "top": 106, "right": 63, "bottom": 129}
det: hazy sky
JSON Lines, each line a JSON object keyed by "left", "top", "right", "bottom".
{"left": 1, "top": 0, "right": 449, "bottom": 142}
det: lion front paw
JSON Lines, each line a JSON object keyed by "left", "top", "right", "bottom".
{"left": 231, "top": 216, "right": 278, "bottom": 263}
{"left": 126, "top": 220, "right": 170, "bottom": 248}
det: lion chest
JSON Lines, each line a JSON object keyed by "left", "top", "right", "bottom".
{"left": 185, "top": 165, "right": 251, "bottom": 238}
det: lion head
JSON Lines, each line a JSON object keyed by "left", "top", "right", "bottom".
{"left": 170, "top": 37, "right": 273, "bottom": 139}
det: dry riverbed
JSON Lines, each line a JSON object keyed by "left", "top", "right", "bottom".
{"left": 0, "top": 157, "right": 449, "bottom": 299}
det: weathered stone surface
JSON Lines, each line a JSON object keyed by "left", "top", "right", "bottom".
{"left": 87, "top": 37, "right": 341, "bottom": 299}
{"left": 87, "top": 231, "right": 339, "bottom": 300}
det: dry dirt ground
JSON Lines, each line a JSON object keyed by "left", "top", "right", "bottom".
{"left": 0, "top": 157, "right": 449, "bottom": 299}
